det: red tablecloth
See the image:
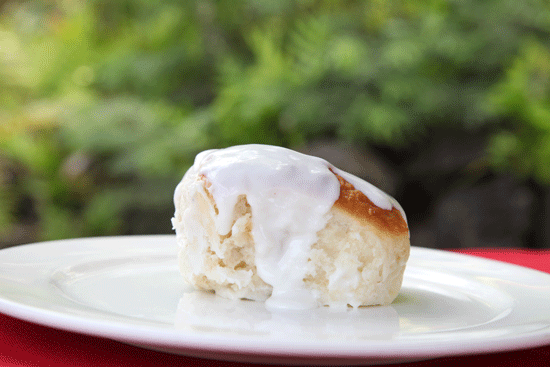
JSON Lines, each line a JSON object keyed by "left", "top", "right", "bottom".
{"left": 1, "top": 249, "right": 549, "bottom": 367}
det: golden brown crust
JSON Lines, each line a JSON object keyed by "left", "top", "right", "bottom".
{"left": 330, "top": 169, "right": 409, "bottom": 237}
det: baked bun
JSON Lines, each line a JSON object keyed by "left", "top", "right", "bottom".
{"left": 172, "top": 145, "right": 409, "bottom": 310}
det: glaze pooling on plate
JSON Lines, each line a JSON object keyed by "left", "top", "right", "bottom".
{"left": 173, "top": 145, "right": 406, "bottom": 309}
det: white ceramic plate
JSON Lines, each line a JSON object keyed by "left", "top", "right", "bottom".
{"left": 0, "top": 235, "right": 549, "bottom": 365}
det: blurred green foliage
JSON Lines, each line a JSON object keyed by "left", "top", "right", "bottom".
{"left": 1, "top": 0, "right": 550, "bottom": 243}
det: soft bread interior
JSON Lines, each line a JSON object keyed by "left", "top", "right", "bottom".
{"left": 174, "top": 174, "right": 410, "bottom": 307}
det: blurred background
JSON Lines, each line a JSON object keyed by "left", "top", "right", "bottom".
{"left": 1, "top": 0, "right": 550, "bottom": 249}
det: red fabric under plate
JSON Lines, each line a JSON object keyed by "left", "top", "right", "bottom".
{"left": 453, "top": 248, "right": 550, "bottom": 273}
{"left": 0, "top": 249, "right": 549, "bottom": 367}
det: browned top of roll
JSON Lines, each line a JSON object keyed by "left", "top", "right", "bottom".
{"left": 330, "top": 169, "right": 409, "bottom": 237}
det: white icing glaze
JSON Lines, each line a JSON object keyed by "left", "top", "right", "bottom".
{"left": 175, "top": 144, "right": 405, "bottom": 310}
